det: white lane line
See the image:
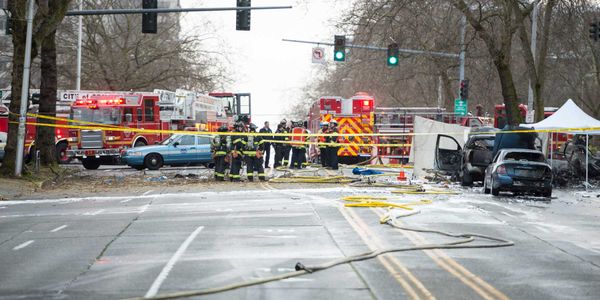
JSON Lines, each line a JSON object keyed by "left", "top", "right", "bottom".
{"left": 142, "top": 190, "right": 154, "bottom": 196}
{"left": 145, "top": 226, "right": 204, "bottom": 298}
{"left": 84, "top": 209, "right": 105, "bottom": 216}
{"left": 0, "top": 206, "right": 6, "bottom": 209}
{"left": 138, "top": 204, "right": 150, "bottom": 214}
{"left": 50, "top": 225, "right": 68, "bottom": 232}
{"left": 13, "top": 240, "right": 35, "bottom": 250}
{"left": 120, "top": 198, "right": 133, "bottom": 203}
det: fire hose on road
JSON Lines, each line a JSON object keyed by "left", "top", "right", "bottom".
{"left": 126, "top": 196, "right": 514, "bottom": 300}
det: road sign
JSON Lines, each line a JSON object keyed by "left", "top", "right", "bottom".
{"left": 454, "top": 98, "right": 467, "bottom": 116}
{"left": 526, "top": 110, "right": 534, "bottom": 123}
{"left": 312, "top": 47, "right": 325, "bottom": 64}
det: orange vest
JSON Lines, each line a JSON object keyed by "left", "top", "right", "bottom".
{"left": 290, "top": 127, "right": 307, "bottom": 147}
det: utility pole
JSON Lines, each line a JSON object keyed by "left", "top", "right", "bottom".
{"left": 459, "top": 15, "right": 466, "bottom": 84}
{"left": 76, "top": 0, "right": 82, "bottom": 90}
{"left": 15, "top": 0, "right": 34, "bottom": 177}
{"left": 526, "top": 2, "right": 539, "bottom": 123}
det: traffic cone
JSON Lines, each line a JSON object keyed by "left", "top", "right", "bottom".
{"left": 397, "top": 170, "right": 407, "bottom": 181}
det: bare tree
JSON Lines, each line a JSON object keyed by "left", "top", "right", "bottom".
{"left": 56, "top": 0, "right": 229, "bottom": 93}
{"left": 1, "top": 0, "right": 71, "bottom": 175}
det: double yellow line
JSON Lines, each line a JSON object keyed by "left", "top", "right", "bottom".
{"left": 259, "top": 181, "right": 508, "bottom": 299}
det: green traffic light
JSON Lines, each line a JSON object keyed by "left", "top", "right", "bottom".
{"left": 334, "top": 51, "right": 345, "bottom": 61}
{"left": 388, "top": 56, "right": 398, "bottom": 66}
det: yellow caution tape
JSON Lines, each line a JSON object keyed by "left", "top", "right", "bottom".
{"left": 12, "top": 112, "right": 596, "bottom": 138}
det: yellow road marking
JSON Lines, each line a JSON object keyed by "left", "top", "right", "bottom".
{"left": 343, "top": 206, "right": 435, "bottom": 300}
{"left": 371, "top": 208, "right": 509, "bottom": 300}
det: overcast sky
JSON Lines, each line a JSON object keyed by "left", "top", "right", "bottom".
{"left": 179, "top": 0, "right": 353, "bottom": 127}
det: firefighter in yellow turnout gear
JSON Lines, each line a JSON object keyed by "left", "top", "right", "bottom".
{"left": 211, "top": 125, "right": 230, "bottom": 181}
{"left": 229, "top": 122, "right": 246, "bottom": 182}
{"left": 243, "top": 123, "right": 267, "bottom": 181}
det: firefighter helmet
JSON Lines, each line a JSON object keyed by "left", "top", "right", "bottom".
{"left": 218, "top": 125, "right": 228, "bottom": 132}
{"left": 280, "top": 118, "right": 287, "bottom": 125}
{"left": 330, "top": 120, "right": 338, "bottom": 126}
{"left": 320, "top": 121, "right": 329, "bottom": 127}
{"left": 249, "top": 123, "right": 258, "bottom": 130}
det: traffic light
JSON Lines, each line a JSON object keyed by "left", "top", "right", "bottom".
{"left": 459, "top": 79, "right": 469, "bottom": 100}
{"left": 142, "top": 0, "right": 157, "bottom": 34}
{"left": 236, "top": 0, "right": 251, "bottom": 31}
{"left": 334, "top": 35, "right": 346, "bottom": 62}
{"left": 387, "top": 43, "right": 399, "bottom": 66}
{"left": 590, "top": 22, "right": 599, "bottom": 41}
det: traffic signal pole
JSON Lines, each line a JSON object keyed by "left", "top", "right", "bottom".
{"left": 15, "top": 0, "right": 34, "bottom": 177}
{"left": 65, "top": 6, "right": 292, "bottom": 16}
{"left": 281, "top": 38, "right": 460, "bottom": 59}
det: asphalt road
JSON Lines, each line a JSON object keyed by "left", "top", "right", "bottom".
{"left": 0, "top": 177, "right": 599, "bottom": 299}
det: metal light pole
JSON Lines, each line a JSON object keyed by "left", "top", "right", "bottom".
{"left": 76, "top": 0, "right": 82, "bottom": 90}
{"left": 15, "top": 0, "right": 35, "bottom": 177}
{"left": 459, "top": 15, "right": 466, "bottom": 84}
{"left": 526, "top": 2, "right": 539, "bottom": 123}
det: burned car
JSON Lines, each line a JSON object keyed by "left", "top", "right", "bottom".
{"left": 483, "top": 149, "right": 552, "bottom": 197}
{"left": 435, "top": 130, "right": 497, "bottom": 186}
{"left": 560, "top": 135, "right": 600, "bottom": 179}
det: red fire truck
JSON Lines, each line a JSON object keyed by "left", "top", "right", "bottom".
{"left": 66, "top": 92, "right": 172, "bottom": 169}
{"left": 0, "top": 98, "right": 72, "bottom": 163}
{"left": 307, "top": 92, "right": 375, "bottom": 164}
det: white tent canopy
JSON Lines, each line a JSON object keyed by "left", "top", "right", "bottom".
{"left": 520, "top": 99, "right": 600, "bottom": 133}
{"left": 521, "top": 99, "right": 600, "bottom": 189}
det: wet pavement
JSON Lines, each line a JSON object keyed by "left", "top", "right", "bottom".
{"left": 0, "top": 167, "right": 599, "bottom": 299}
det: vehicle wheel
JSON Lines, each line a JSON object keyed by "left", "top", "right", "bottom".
{"left": 483, "top": 178, "right": 490, "bottom": 194}
{"left": 134, "top": 139, "right": 147, "bottom": 147}
{"left": 491, "top": 178, "right": 500, "bottom": 196}
{"left": 133, "top": 165, "right": 145, "bottom": 171}
{"left": 542, "top": 189, "right": 552, "bottom": 198}
{"left": 82, "top": 158, "right": 101, "bottom": 170}
{"left": 56, "top": 143, "right": 71, "bottom": 164}
{"left": 460, "top": 168, "right": 473, "bottom": 186}
{"left": 144, "top": 153, "right": 163, "bottom": 170}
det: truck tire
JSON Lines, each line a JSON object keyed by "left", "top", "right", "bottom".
{"left": 56, "top": 142, "right": 71, "bottom": 164}
{"left": 460, "top": 167, "right": 473, "bottom": 186}
{"left": 82, "top": 158, "right": 101, "bottom": 170}
{"left": 542, "top": 189, "right": 552, "bottom": 198}
{"left": 144, "top": 153, "right": 163, "bottom": 170}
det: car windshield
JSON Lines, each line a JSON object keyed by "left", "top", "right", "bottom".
{"left": 71, "top": 107, "right": 121, "bottom": 125}
{"left": 504, "top": 152, "right": 545, "bottom": 162}
{"left": 161, "top": 135, "right": 180, "bottom": 145}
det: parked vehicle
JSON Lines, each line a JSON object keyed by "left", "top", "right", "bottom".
{"left": 121, "top": 134, "right": 213, "bottom": 170}
{"left": 0, "top": 131, "right": 6, "bottom": 162}
{"left": 306, "top": 92, "right": 375, "bottom": 164}
{"left": 435, "top": 130, "right": 498, "bottom": 186}
{"left": 483, "top": 149, "right": 553, "bottom": 197}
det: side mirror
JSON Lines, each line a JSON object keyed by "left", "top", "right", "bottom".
{"left": 125, "top": 113, "right": 133, "bottom": 123}
{"left": 173, "top": 142, "right": 179, "bottom": 147}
